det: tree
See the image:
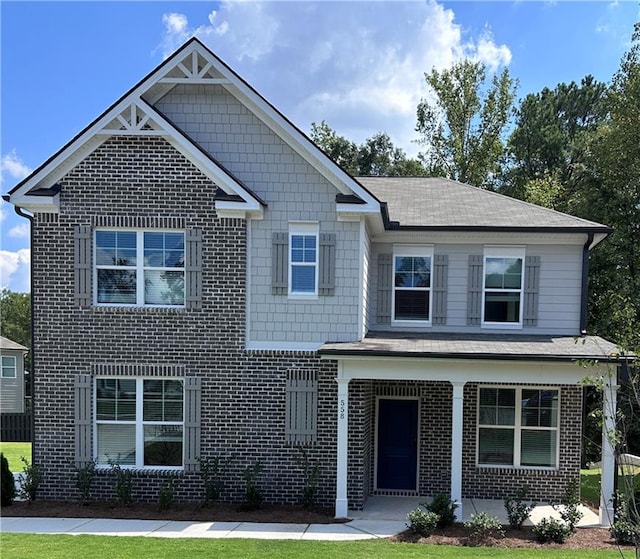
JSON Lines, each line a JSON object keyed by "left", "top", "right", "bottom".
{"left": 416, "top": 60, "right": 517, "bottom": 189}
{"left": 309, "top": 121, "right": 360, "bottom": 175}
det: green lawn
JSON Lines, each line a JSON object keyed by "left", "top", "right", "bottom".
{"left": 0, "top": 442, "right": 31, "bottom": 472}
{"left": 0, "top": 534, "right": 633, "bottom": 559}
{"left": 581, "top": 468, "right": 640, "bottom": 509}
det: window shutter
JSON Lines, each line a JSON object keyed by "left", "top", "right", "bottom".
{"left": 285, "top": 370, "right": 318, "bottom": 445}
{"left": 272, "top": 232, "right": 288, "bottom": 295}
{"left": 183, "top": 376, "right": 201, "bottom": 472}
{"left": 74, "top": 225, "right": 92, "bottom": 308}
{"left": 318, "top": 233, "right": 336, "bottom": 296}
{"left": 467, "top": 254, "right": 484, "bottom": 325}
{"left": 74, "top": 374, "right": 92, "bottom": 467}
{"left": 432, "top": 254, "right": 449, "bottom": 325}
{"left": 377, "top": 253, "right": 392, "bottom": 323}
{"left": 523, "top": 255, "right": 540, "bottom": 327}
{"left": 185, "top": 227, "right": 203, "bottom": 310}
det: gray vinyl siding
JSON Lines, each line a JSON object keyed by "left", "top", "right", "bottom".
{"left": 0, "top": 349, "right": 25, "bottom": 413}
{"left": 156, "top": 85, "right": 361, "bottom": 344}
{"left": 368, "top": 241, "right": 582, "bottom": 335}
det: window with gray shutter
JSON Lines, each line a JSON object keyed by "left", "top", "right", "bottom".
{"left": 432, "top": 254, "right": 449, "bottom": 325}
{"left": 285, "top": 370, "right": 318, "bottom": 445}
{"left": 467, "top": 254, "right": 483, "bottom": 325}
{"left": 377, "top": 253, "right": 392, "bottom": 323}
{"left": 185, "top": 227, "right": 203, "bottom": 310}
{"left": 318, "top": 233, "right": 336, "bottom": 296}
{"left": 183, "top": 376, "right": 202, "bottom": 472}
{"left": 74, "top": 225, "right": 92, "bottom": 308}
{"left": 272, "top": 232, "right": 288, "bottom": 295}
{"left": 74, "top": 373, "right": 92, "bottom": 467}
{"left": 523, "top": 255, "right": 540, "bottom": 327}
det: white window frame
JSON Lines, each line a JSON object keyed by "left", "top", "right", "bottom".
{"left": 1, "top": 356, "right": 17, "bottom": 378}
{"left": 392, "top": 245, "right": 434, "bottom": 325}
{"left": 482, "top": 246, "right": 525, "bottom": 329}
{"left": 94, "top": 229, "right": 185, "bottom": 308}
{"left": 288, "top": 222, "right": 319, "bottom": 299}
{"left": 94, "top": 377, "right": 184, "bottom": 470}
{"left": 476, "top": 385, "right": 560, "bottom": 470}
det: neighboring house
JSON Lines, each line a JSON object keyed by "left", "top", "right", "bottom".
{"left": 0, "top": 336, "right": 28, "bottom": 414}
{"left": 6, "top": 39, "right": 623, "bottom": 525}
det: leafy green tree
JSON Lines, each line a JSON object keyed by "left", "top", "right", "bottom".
{"left": 416, "top": 60, "right": 517, "bottom": 189}
{"left": 0, "top": 288, "right": 31, "bottom": 373}
{"left": 310, "top": 121, "right": 360, "bottom": 175}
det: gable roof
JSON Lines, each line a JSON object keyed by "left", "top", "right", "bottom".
{"left": 358, "top": 177, "right": 611, "bottom": 240}
{"left": 0, "top": 336, "right": 28, "bottom": 352}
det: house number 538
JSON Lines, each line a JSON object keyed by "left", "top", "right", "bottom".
{"left": 339, "top": 399, "right": 346, "bottom": 420}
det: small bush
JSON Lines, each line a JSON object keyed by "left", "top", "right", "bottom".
{"left": 406, "top": 507, "right": 439, "bottom": 537}
{"left": 504, "top": 486, "right": 535, "bottom": 529}
{"left": 240, "top": 461, "right": 263, "bottom": 511}
{"left": 463, "top": 512, "right": 505, "bottom": 545}
{"left": 74, "top": 460, "right": 96, "bottom": 505}
{"left": 197, "top": 455, "right": 233, "bottom": 506}
{"left": 532, "top": 517, "right": 572, "bottom": 544}
{"left": 294, "top": 447, "right": 320, "bottom": 509}
{"left": 551, "top": 478, "right": 583, "bottom": 531}
{"left": 158, "top": 475, "right": 178, "bottom": 511}
{"left": 1, "top": 453, "right": 16, "bottom": 506}
{"left": 425, "top": 493, "right": 458, "bottom": 528}
{"left": 109, "top": 462, "right": 134, "bottom": 506}
{"left": 18, "top": 456, "right": 43, "bottom": 502}
{"left": 610, "top": 518, "right": 640, "bottom": 546}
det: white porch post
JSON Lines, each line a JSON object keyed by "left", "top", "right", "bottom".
{"left": 335, "top": 377, "right": 350, "bottom": 519}
{"left": 451, "top": 382, "right": 465, "bottom": 521}
{"left": 599, "top": 379, "right": 619, "bottom": 526}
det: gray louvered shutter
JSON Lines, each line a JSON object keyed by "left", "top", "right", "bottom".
{"left": 185, "top": 228, "right": 203, "bottom": 310}
{"left": 432, "top": 254, "right": 449, "bottom": 325}
{"left": 377, "top": 253, "right": 392, "bottom": 323}
{"left": 272, "top": 232, "right": 289, "bottom": 295}
{"left": 285, "top": 370, "right": 318, "bottom": 445}
{"left": 183, "top": 376, "right": 201, "bottom": 472}
{"left": 467, "top": 254, "right": 484, "bottom": 325}
{"left": 74, "top": 225, "right": 92, "bottom": 308}
{"left": 319, "top": 233, "right": 336, "bottom": 296}
{"left": 523, "top": 255, "right": 541, "bottom": 327}
{"left": 74, "top": 374, "right": 92, "bottom": 467}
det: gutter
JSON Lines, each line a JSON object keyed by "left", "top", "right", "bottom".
{"left": 580, "top": 232, "right": 595, "bottom": 334}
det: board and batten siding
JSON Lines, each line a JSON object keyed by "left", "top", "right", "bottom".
{"left": 368, "top": 241, "right": 583, "bottom": 336}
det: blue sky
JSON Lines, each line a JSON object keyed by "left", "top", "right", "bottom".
{"left": 1, "top": 0, "right": 637, "bottom": 292}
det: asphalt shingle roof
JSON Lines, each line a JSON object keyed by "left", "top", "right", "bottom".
{"left": 0, "top": 336, "right": 28, "bottom": 351}
{"left": 356, "top": 177, "right": 610, "bottom": 230}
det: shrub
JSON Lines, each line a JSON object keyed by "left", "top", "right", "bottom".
{"left": 18, "top": 456, "right": 43, "bottom": 502}
{"left": 294, "top": 447, "right": 320, "bottom": 509}
{"left": 1, "top": 453, "right": 16, "bottom": 506}
{"left": 504, "top": 486, "right": 535, "bottom": 529}
{"left": 551, "top": 478, "right": 583, "bottom": 531}
{"left": 240, "top": 461, "right": 263, "bottom": 511}
{"left": 74, "top": 460, "right": 96, "bottom": 505}
{"left": 425, "top": 493, "right": 458, "bottom": 528}
{"left": 406, "top": 507, "right": 439, "bottom": 537}
{"left": 532, "top": 517, "right": 572, "bottom": 544}
{"left": 197, "top": 455, "right": 233, "bottom": 506}
{"left": 109, "top": 462, "right": 134, "bottom": 506}
{"left": 463, "top": 512, "right": 505, "bottom": 545}
{"left": 610, "top": 518, "right": 640, "bottom": 546}
{"left": 158, "top": 475, "right": 178, "bottom": 511}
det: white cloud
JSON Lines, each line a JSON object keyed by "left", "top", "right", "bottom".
{"left": 1, "top": 149, "right": 32, "bottom": 186}
{"left": 8, "top": 223, "right": 29, "bottom": 239}
{"left": 0, "top": 248, "right": 30, "bottom": 292}
{"left": 156, "top": 1, "right": 512, "bottom": 156}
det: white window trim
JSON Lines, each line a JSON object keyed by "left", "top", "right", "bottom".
{"left": 94, "top": 229, "right": 185, "bottom": 308}
{"left": 391, "top": 245, "right": 434, "bottom": 326}
{"left": 476, "top": 385, "right": 560, "bottom": 470}
{"left": 481, "top": 246, "right": 526, "bottom": 330}
{"left": 1, "top": 356, "right": 17, "bottom": 378}
{"left": 94, "top": 377, "right": 184, "bottom": 470}
{"left": 288, "top": 222, "right": 319, "bottom": 300}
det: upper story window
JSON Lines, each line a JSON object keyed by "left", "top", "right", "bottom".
{"left": 392, "top": 245, "right": 433, "bottom": 323}
{"left": 289, "top": 223, "right": 319, "bottom": 298}
{"left": 95, "top": 377, "right": 184, "bottom": 468}
{"left": 95, "top": 230, "right": 185, "bottom": 307}
{"left": 483, "top": 247, "right": 525, "bottom": 327}
{"left": 1, "top": 356, "right": 17, "bottom": 378}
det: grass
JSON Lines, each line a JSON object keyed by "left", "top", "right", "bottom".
{"left": 0, "top": 442, "right": 31, "bottom": 472}
{"left": 581, "top": 468, "right": 640, "bottom": 509}
{"left": 0, "top": 534, "right": 634, "bottom": 559}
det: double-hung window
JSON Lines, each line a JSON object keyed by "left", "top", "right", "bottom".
{"left": 392, "top": 246, "right": 433, "bottom": 323}
{"left": 95, "top": 378, "right": 184, "bottom": 468}
{"left": 483, "top": 247, "right": 525, "bottom": 327}
{"left": 477, "top": 386, "right": 559, "bottom": 468}
{"left": 1, "top": 356, "right": 17, "bottom": 378}
{"left": 289, "top": 223, "right": 319, "bottom": 298}
{"left": 95, "top": 230, "right": 185, "bottom": 307}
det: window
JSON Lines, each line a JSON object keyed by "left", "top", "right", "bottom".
{"left": 477, "top": 387, "right": 559, "bottom": 468}
{"left": 393, "top": 246, "right": 433, "bottom": 322}
{"left": 1, "top": 356, "right": 17, "bottom": 378}
{"left": 95, "top": 230, "right": 185, "bottom": 307}
{"left": 289, "top": 223, "right": 318, "bottom": 297}
{"left": 95, "top": 378, "right": 184, "bottom": 468}
{"left": 483, "top": 247, "right": 525, "bottom": 326}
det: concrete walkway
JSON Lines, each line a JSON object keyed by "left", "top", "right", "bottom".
{"left": 0, "top": 497, "right": 600, "bottom": 540}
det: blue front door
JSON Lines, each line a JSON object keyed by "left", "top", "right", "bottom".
{"left": 376, "top": 398, "right": 418, "bottom": 490}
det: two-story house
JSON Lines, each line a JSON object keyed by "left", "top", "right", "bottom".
{"left": 6, "top": 38, "right": 621, "bottom": 525}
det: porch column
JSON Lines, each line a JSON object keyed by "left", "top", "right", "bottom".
{"left": 335, "top": 377, "right": 350, "bottom": 519}
{"left": 451, "top": 382, "right": 465, "bottom": 520}
{"left": 600, "top": 379, "right": 619, "bottom": 526}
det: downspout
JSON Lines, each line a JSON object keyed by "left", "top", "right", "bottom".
{"left": 579, "top": 232, "right": 594, "bottom": 335}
